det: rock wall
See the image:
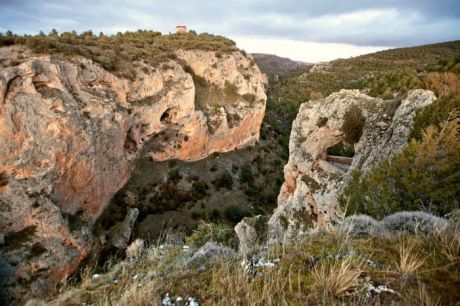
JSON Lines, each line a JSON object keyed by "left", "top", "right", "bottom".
{"left": 0, "top": 48, "right": 266, "bottom": 303}
{"left": 268, "top": 89, "right": 436, "bottom": 240}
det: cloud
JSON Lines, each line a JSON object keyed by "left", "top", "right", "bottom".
{"left": 0, "top": 0, "right": 459, "bottom": 61}
{"left": 235, "top": 37, "right": 388, "bottom": 62}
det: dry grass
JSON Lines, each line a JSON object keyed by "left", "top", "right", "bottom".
{"left": 313, "top": 256, "right": 363, "bottom": 299}
{"left": 400, "top": 277, "right": 441, "bottom": 306}
{"left": 393, "top": 241, "right": 426, "bottom": 278}
{"left": 435, "top": 229, "right": 460, "bottom": 263}
{"left": 45, "top": 228, "right": 460, "bottom": 306}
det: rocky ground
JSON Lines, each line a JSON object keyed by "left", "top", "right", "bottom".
{"left": 39, "top": 211, "right": 460, "bottom": 306}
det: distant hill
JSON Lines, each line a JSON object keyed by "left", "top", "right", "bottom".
{"left": 267, "top": 40, "right": 460, "bottom": 121}
{"left": 252, "top": 53, "right": 309, "bottom": 76}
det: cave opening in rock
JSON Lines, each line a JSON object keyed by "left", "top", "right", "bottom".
{"left": 160, "top": 107, "right": 179, "bottom": 125}
{"left": 325, "top": 141, "right": 355, "bottom": 172}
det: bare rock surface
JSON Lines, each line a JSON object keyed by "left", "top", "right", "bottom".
{"left": 268, "top": 89, "right": 436, "bottom": 240}
{"left": 0, "top": 47, "right": 266, "bottom": 303}
{"left": 234, "top": 215, "right": 269, "bottom": 255}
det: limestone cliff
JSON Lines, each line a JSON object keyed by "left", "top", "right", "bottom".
{"left": 0, "top": 47, "right": 266, "bottom": 303}
{"left": 268, "top": 89, "right": 436, "bottom": 240}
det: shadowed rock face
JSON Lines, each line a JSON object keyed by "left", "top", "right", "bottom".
{"left": 268, "top": 89, "right": 436, "bottom": 240}
{"left": 0, "top": 48, "right": 266, "bottom": 304}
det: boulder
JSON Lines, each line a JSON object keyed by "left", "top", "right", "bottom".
{"left": 234, "top": 215, "right": 268, "bottom": 255}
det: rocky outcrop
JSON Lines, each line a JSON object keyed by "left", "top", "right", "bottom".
{"left": 234, "top": 215, "right": 268, "bottom": 255}
{"left": 0, "top": 47, "right": 266, "bottom": 303}
{"left": 268, "top": 89, "right": 436, "bottom": 240}
{"left": 109, "top": 208, "right": 139, "bottom": 249}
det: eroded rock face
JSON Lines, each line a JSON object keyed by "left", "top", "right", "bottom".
{"left": 0, "top": 48, "right": 266, "bottom": 303}
{"left": 269, "top": 89, "right": 436, "bottom": 240}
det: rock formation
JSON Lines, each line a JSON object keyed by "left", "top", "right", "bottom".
{"left": 268, "top": 89, "right": 436, "bottom": 240}
{"left": 0, "top": 46, "right": 266, "bottom": 303}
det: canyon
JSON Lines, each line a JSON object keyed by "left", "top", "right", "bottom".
{"left": 0, "top": 46, "right": 266, "bottom": 303}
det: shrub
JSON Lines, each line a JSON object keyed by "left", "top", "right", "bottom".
{"left": 1, "top": 30, "right": 238, "bottom": 78}
{"left": 382, "top": 211, "right": 448, "bottom": 235}
{"left": 410, "top": 94, "right": 460, "bottom": 140}
{"left": 425, "top": 72, "right": 460, "bottom": 98}
{"left": 313, "top": 257, "right": 363, "bottom": 298}
{"left": 192, "top": 180, "right": 209, "bottom": 197}
{"left": 209, "top": 209, "right": 221, "bottom": 222}
{"left": 239, "top": 164, "right": 253, "bottom": 184}
{"left": 339, "top": 215, "right": 387, "bottom": 237}
{"left": 185, "top": 222, "right": 237, "bottom": 248}
{"left": 341, "top": 105, "right": 365, "bottom": 144}
{"left": 224, "top": 205, "right": 252, "bottom": 223}
{"left": 213, "top": 171, "right": 233, "bottom": 190}
{"left": 167, "top": 168, "right": 181, "bottom": 184}
{"left": 342, "top": 117, "right": 460, "bottom": 218}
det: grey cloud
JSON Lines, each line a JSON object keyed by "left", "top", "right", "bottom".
{"left": 0, "top": 0, "right": 459, "bottom": 47}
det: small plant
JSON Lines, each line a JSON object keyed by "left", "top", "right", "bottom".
{"left": 167, "top": 168, "right": 181, "bottom": 184}
{"left": 185, "top": 222, "right": 237, "bottom": 248}
{"left": 239, "top": 164, "right": 253, "bottom": 184}
{"left": 425, "top": 72, "right": 460, "bottom": 98}
{"left": 213, "top": 171, "right": 233, "bottom": 190}
{"left": 192, "top": 180, "right": 209, "bottom": 197}
{"left": 341, "top": 105, "right": 365, "bottom": 144}
{"left": 435, "top": 229, "right": 460, "bottom": 262}
{"left": 313, "top": 256, "right": 363, "bottom": 298}
{"left": 392, "top": 241, "right": 426, "bottom": 279}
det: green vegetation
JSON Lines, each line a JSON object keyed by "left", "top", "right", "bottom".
{"left": 239, "top": 164, "right": 253, "bottom": 184}
{"left": 341, "top": 105, "right": 365, "bottom": 144}
{"left": 224, "top": 205, "right": 252, "bottom": 223}
{"left": 185, "top": 222, "right": 237, "bottom": 248}
{"left": 0, "top": 29, "right": 237, "bottom": 79}
{"left": 326, "top": 142, "right": 355, "bottom": 158}
{"left": 343, "top": 115, "right": 459, "bottom": 218}
{"left": 50, "top": 228, "right": 460, "bottom": 305}
{"left": 213, "top": 171, "right": 234, "bottom": 190}
{"left": 410, "top": 93, "right": 460, "bottom": 140}
{"left": 267, "top": 41, "right": 460, "bottom": 123}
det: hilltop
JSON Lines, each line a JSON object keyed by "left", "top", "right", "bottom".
{"left": 252, "top": 53, "right": 309, "bottom": 76}
{"left": 268, "top": 40, "right": 460, "bottom": 121}
{"left": 0, "top": 30, "right": 238, "bottom": 80}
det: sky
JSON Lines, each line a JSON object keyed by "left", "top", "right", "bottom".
{"left": 1, "top": 0, "right": 459, "bottom": 63}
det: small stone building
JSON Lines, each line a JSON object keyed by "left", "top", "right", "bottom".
{"left": 175, "top": 25, "right": 187, "bottom": 34}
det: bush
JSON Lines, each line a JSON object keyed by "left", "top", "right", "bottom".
{"left": 167, "top": 168, "right": 181, "bottom": 184}
{"left": 1, "top": 30, "right": 238, "bottom": 78}
{"left": 342, "top": 117, "right": 460, "bottom": 218}
{"left": 410, "top": 94, "right": 460, "bottom": 140}
{"left": 224, "top": 205, "right": 252, "bottom": 223}
{"left": 239, "top": 164, "right": 253, "bottom": 184}
{"left": 425, "top": 72, "right": 460, "bottom": 98}
{"left": 341, "top": 105, "right": 365, "bottom": 144}
{"left": 382, "top": 211, "right": 448, "bottom": 235}
{"left": 192, "top": 180, "right": 209, "bottom": 197}
{"left": 185, "top": 222, "right": 237, "bottom": 248}
{"left": 339, "top": 215, "right": 387, "bottom": 237}
{"left": 213, "top": 171, "right": 233, "bottom": 190}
